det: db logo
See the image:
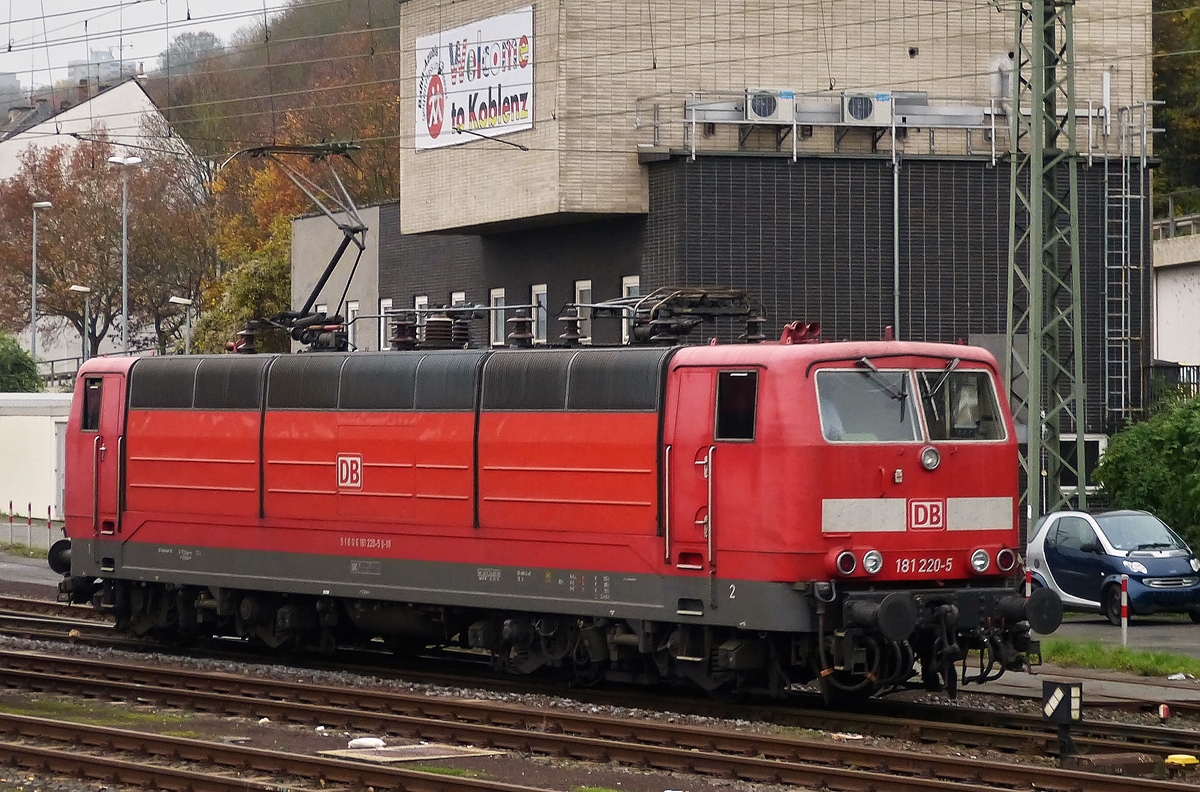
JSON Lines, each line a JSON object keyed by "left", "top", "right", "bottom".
{"left": 425, "top": 74, "right": 445, "bottom": 139}
{"left": 908, "top": 499, "right": 945, "bottom": 530}
{"left": 337, "top": 454, "right": 362, "bottom": 490}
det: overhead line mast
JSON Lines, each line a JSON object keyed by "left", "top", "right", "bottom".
{"left": 1005, "top": 0, "right": 1088, "bottom": 524}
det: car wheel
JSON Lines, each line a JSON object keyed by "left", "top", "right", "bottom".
{"left": 1103, "top": 585, "right": 1123, "bottom": 626}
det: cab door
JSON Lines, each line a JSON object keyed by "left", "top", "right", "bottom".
{"left": 75, "top": 375, "right": 126, "bottom": 537}
{"left": 664, "top": 367, "right": 760, "bottom": 574}
{"left": 665, "top": 369, "right": 717, "bottom": 572}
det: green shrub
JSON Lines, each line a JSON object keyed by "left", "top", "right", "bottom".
{"left": 0, "top": 332, "right": 42, "bottom": 392}
{"left": 1094, "top": 396, "right": 1200, "bottom": 547}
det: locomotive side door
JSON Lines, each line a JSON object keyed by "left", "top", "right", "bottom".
{"left": 665, "top": 368, "right": 718, "bottom": 571}
{"left": 78, "top": 375, "right": 125, "bottom": 538}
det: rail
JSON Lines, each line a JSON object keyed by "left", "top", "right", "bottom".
{"left": 35, "top": 355, "right": 82, "bottom": 388}
{"left": 1152, "top": 212, "right": 1200, "bottom": 240}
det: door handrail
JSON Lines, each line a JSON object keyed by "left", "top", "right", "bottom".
{"left": 91, "top": 435, "right": 102, "bottom": 533}
{"left": 663, "top": 444, "right": 671, "bottom": 562}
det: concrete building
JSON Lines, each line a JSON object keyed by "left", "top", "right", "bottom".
{"left": 1152, "top": 216, "right": 1200, "bottom": 366}
{"left": 293, "top": 2, "right": 1155, "bottom": 442}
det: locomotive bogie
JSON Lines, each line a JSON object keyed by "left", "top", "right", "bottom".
{"left": 54, "top": 340, "right": 1061, "bottom": 699}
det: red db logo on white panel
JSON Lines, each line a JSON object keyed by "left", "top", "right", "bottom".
{"left": 337, "top": 454, "right": 362, "bottom": 490}
{"left": 908, "top": 499, "right": 945, "bottom": 530}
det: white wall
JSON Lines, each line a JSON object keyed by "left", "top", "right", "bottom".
{"left": 291, "top": 206, "right": 381, "bottom": 351}
{"left": 0, "top": 394, "right": 71, "bottom": 522}
{"left": 1153, "top": 233, "right": 1200, "bottom": 364}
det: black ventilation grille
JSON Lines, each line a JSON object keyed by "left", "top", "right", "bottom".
{"left": 481, "top": 350, "right": 572, "bottom": 411}
{"left": 339, "top": 353, "right": 419, "bottom": 411}
{"left": 194, "top": 357, "right": 271, "bottom": 410}
{"left": 414, "top": 351, "right": 485, "bottom": 411}
{"left": 566, "top": 348, "right": 672, "bottom": 411}
{"left": 128, "top": 358, "right": 200, "bottom": 409}
{"left": 267, "top": 354, "right": 345, "bottom": 410}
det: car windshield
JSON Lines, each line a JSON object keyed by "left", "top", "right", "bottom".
{"left": 816, "top": 369, "right": 921, "bottom": 442}
{"left": 1094, "top": 513, "right": 1187, "bottom": 552}
{"left": 917, "top": 367, "right": 1006, "bottom": 441}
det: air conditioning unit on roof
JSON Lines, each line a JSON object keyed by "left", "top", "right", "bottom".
{"left": 745, "top": 89, "right": 795, "bottom": 124}
{"left": 842, "top": 91, "right": 893, "bottom": 126}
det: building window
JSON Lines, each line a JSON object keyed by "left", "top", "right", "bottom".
{"left": 574, "top": 279, "right": 592, "bottom": 344}
{"left": 531, "top": 284, "right": 548, "bottom": 344}
{"left": 378, "top": 298, "right": 393, "bottom": 350}
{"left": 414, "top": 295, "right": 428, "bottom": 341}
{"left": 451, "top": 290, "right": 466, "bottom": 307}
{"left": 716, "top": 370, "right": 758, "bottom": 441}
{"left": 621, "top": 275, "right": 640, "bottom": 344}
{"left": 489, "top": 288, "right": 506, "bottom": 346}
{"left": 346, "top": 300, "right": 359, "bottom": 349}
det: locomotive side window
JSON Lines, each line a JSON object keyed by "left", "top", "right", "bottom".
{"left": 816, "top": 370, "right": 920, "bottom": 443}
{"left": 917, "top": 369, "right": 1006, "bottom": 441}
{"left": 716, "top": 370, "right": 757, "bottom": 441}
{"left": 82, "top": 378, "right": 102, "bottom": 431}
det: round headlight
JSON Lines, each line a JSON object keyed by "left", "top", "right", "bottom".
{"left": 970, "top": 548, "right": 990, "bottom": 573}
{"left": 996, "top": 548, "right": 1017, "bottom": 572}
{"left": 1190, "top": 557, "right": 1200, "bottom": 573}
{"left": 836, "top": 550, "right": 857, "bottom": 575}
{"left": 863, "top": 550, "right": 883, "bottom": 575}
{"left": 920, "top": 445, "right": 940, "bottom": 471}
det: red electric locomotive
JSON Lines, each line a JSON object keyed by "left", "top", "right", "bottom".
{"left": 51, "top": 320, "right": 1061, "bottom": 700}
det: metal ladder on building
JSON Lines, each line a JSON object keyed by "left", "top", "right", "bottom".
{"left": 1102, "top": 106, "right": 1150, "bottom": 430}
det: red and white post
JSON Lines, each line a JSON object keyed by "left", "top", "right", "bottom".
{"left": 1120, "top": 573, "right": 1129, "bottom": 647}
{"left": 1025, "top": 568, "right": 1032, "bottom": 598}
{"left": 25, "top": 503, "right": 30, "bottom": 546}
{"left": 6, "top": 501, "right": 11, "bottom": 544}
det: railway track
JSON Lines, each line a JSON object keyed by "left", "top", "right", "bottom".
{"left": 0, "top": 710, "right": 548, "bottom": 792}
{"left": 0, "top": 648, "right": 1189, "bottom": 792}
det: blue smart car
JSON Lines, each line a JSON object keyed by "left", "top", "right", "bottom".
{"left": 1025, "top": 510, "right": 1200, "bottom": 625}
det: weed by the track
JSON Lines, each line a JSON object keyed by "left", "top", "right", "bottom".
{"left": 0, "top": 696, "right": 194, "bottom": 728}
{"left": 1043, "top": 639, "right": 1200, "bottom": 677}
{"left": 408, "top": 764, "right": 489, "bottom": 777}
{"left": 572, "top": 787, "right": 624, "bottom": 792}
{"left": 0, "top": 542, "right": 47, "bottom": 559}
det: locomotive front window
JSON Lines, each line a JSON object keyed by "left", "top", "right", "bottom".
{"left": 816, "top": 370, "right": 920, "bottom": 443}
{"left": 917, "top": 369, "right": 1006, "bottom": 441}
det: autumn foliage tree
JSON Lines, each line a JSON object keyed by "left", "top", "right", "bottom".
{"left": 0, "top": 137, "right": 215, "bottom": 357}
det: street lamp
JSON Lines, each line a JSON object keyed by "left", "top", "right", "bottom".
{"left": 31, "top": 201, "right": 51, "bottom": 360}
{"left": 168, "top": 296, "right": 193, "bottom": 355}
{"left": 107, "top": 155, "right": 142, "bottom": 354}
{"left": 69, "top": 285, "right": 91, "bottom": 362}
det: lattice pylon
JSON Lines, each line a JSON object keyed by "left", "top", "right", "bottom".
{"left": 1005, "top": 0, "right": 1088, "bottom": 523}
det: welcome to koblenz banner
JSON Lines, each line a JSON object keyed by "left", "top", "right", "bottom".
{"left": 415, "top": 7, "right": 534, "bottom": 150}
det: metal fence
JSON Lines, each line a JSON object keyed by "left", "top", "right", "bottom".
{"left": 1151, "top": 212, "right": 1200, "bottom": 240}
{"left": 1149, "top": 362, "right": 1200, "bottom": 407}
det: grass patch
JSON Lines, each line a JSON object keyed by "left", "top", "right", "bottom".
{"left": 0, "top": 542, "right": 47, "bottom": 559}
{"left": 0, "top": 697, "right": 193, "bottom": 729}
{"left": 1043, "top": 639, "right": 1200, "bottom": 677}
{"left": 573, "top": 787, "right": 625, "bottom": 792}
{"left": 408, "top": 764, "right": 488, "bottom": 778}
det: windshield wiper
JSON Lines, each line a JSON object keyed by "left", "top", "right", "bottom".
{"left": 1135, "top": 542, "right": 1174, "bottom": 550}
{"left": 929, "top": 358, "right": 960, "bottom": 397}
{"left": 856, "top": 357, "right": 909, "bottom": 423}
{"left": 855, "top": 358, "right": 906, "bottom": 401}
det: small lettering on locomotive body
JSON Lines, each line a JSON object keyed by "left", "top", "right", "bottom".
{"left": 338, "top": 536, "right": 393, "bottom": 550}
{"left": 350, "top": 560, "right": 381, "bottom": 576}
{"left": 477, "top": 567, "right": 502, "bottom": 582}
